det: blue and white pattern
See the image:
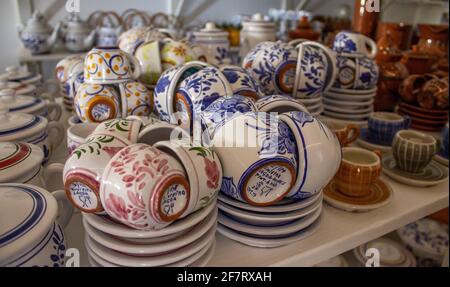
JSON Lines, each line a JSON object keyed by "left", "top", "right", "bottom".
{"left": 332, "top": 32, "right": 357, "bottom": 54}
{"left": 154, "top": 67, "right": 178, "bottom": 122}
{"left": 215, "top": 46, "right": 229, "bottom": 65}
{"left": 368, "top": 116, "right": 411, "bottom": 146}
{"left": 296, "top": 45, "right": 328, "bottom": 98}
{"left": 220, "top": 66, "right": 262, "bottom": 98}
{"left": 333, "top": 55, "right": 356, "bottom": 89}
{"left": 357, "top": 57, "right": 379, "bottom": 90}
{"left": 20, "top": 32, "right": 50, "bottom": 54}
{"left": 220, "top": 176, "right": 243, "bottom": 201}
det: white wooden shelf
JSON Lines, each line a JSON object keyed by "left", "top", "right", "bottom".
{"left": 52, "top": 101, "right": 449, "bottom": 267}
{"left": 19, "top": 48, "right": 85, "bottom": 63}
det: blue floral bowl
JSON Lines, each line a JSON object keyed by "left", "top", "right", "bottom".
{"left": 333, "top": 53, "right": 379, "bottom": 90}
{"left": 219, "top": 65, "right": 263, "bottom": 100}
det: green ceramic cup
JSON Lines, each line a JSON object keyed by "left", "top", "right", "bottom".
{"left": 392, "top": 130, "right": 440, "bottom": 173}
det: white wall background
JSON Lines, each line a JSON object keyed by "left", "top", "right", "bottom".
{"left": 0, "top": 0, "right": 447, "bottom": 73}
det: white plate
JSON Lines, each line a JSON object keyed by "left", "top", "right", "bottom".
{"left": 324, "top": 104, "right": 373, "bottom": 114}
{"left": 217, "top": 196, "right": 322, "bottom": 226}
{"left": 323, "top": 110, "right": 372, "bottom": 120}
{"left": 218, "top": 205, "right": 322, "bottom": 238}
{"left": 87, "top": 254, "right": 102, "bottom": 267}
{"left": 82, "top": 208, "right": 217, "bottom": 256}
{"left": 329, "top": 86, "right": 377, "bottom": 95}
{"left": 82, "top": 200, "right": 216, "bottom": 239}
{"left": 353, "top": 238, "right": 417, "bottom": 267}
{"left": 218, "top": 191, "right": 322, "bottom": 213}
{"left": 217, "top": 215, "right": 322, "bottom": 248}
{"left": 84, "top": 224, "right": 216, "bottom": 266}
{"left": 323, "top": 97, "right": 374, "bottom": 107}
{"left": 325, "top": 91, "right": 375, "bottom": 102}
{"left": 165, "top": 239, "right": 215, "bottom": 267}
{"left": 85, "top": 238, "right": 118, "bottom": 267}
{"left": 188, "top": 240, "right": 216, "bottom": 267}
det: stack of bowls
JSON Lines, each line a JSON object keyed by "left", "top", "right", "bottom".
{"left": 323, "top": 31, "right": 379, "bottom": 124}
{"left": 63, "top": 118, "right": 222, "bottom": 266}
{"left": 397, "top": 218, "right": 449, "bottom": 267}
{"left": 55, "top": 55, "right": 85, "bottom": 112}
{"left": 353, "top": 238, "right": 417, "bottom": 267}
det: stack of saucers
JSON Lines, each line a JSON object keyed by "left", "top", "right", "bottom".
{"left": 323, "top": 87, "right": 376, "bottom": 124}
{"left": 217, "top": 192, "right": 323, "bottom": 248}
{"left": 82, "top": 202, "right": 217, "bottom": 267}
{"left": 298, "top": 96, "right": 324, "bottom": 117}
{"left": 353, "top": 238, "right": 417, "bottom": 267}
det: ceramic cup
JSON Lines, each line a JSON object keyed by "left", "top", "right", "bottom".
{"left": 160, "top": 38, "right": 198, "bottom": 71}
{"left": 74, "top": 83, "right": 121, "bottom": 123}
{"left": 219, "top": 65, "right": 262, "bottom": 100}
{"left": 368, "top": 112, "right": 411, "bottom": 146}
{"left": 441, "top": 123, "right": 449, "bottom": 158}
{"left": 332, "top": 31, "right": 378, "bottom": 58}
{"left": 255, "top": 94, "right": 309, "bottom": 114}
{"left": 92, "top": 118, "right": 142, "bottom": 143}
{"left": 278, "top": 111, "right": 341, "bottom": 199}
{"left": 154, "top": 141, "right": 222, "bottom": 217}
{"left": 211, "top": 112, "right": 297, "bottom": 206}
{"left": 335, "top": 147, "right": 382, "bottom": 197}
{"left": 134, "top": 40, "right": 162, "bottom": 85}
{"left": 84, "top": 47, "right": 141, "bottom": 84}
{"left": 67, "top": 122, "right": 99, "bottom": 155}
{"left": 333, "top": 53, "right": 379, "bottom": 90}
{"left": 392, "top": 130, "right": 440, "bottom": 173}
{"left": 138, "top": 120, "right": 191, "bottom": 146}
{"left": 100, "top": 143, "right": 191, "bottom": 230}
{"left": 63, "top": 133, "right": 130, "bottom": 213}
{"left": 117, "top": 80, "right": 153, "bottom": 117}
{"left": 321, "top": 119, "right": 360, "bottom": 146}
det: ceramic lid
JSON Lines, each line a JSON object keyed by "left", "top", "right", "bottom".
{"left": 5, "top": 66, "right": 33, "bottom": 81}
{"left": 22, "top": 11, "right": 52, "bottom": 34}
{"left": 243, "top": 13, "right": 275, "bottom": 28}
{"left": 66, "top": 14, "right": 91, "bottom": 33}
{"left": 194, "top": 22, "right": 228, "bottom": 38}
{"left": 0, "top": 103, "right": 47, "bottom": 142}
{"left": 0, "top": 142, "right": 43, "bottom": 183}
{"left": 0, "top": 89, "right": 45, "bottom": 114}
{"left": 0, "top": 183, "right": 58, "bottom": 265}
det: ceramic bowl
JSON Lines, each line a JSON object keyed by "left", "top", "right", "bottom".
{"left": 279, "top": 111, "right": 341, "bottom": 199}
{"left": 211, "top": 112, "right": 297, "bottom": 206}
{"left": 55, "top": 55, "right": 84, "bottom": 83}
{"left": 154, "top": 141, "right": 222, "bottom": 217}
{"left": 0, "top": 108, "right": 64, "bottom": 165}
{"left": 160, "top": 38, "right": 198, "bottom": 71}
{"left": 92, "top": 118, "right": 142, "bottom": 143}
{"left": 200, "top": 94, "right": 257, "bottom": 143}
{"left": 0, "top": 184, "right": 73, "bottom": 267}
{"left": 84, "top": 47, "right": 141, "bottom": 84}
{"left": 134, "top": 40, "right": 162, "bottom": 85}
{"left": 117, "top": 81, "right": 153, "bottom": 118}
{"left": 154, "top": 61, "right": 208, "bottom": 122}
{"left": 241, "top": 41, "right": 272, "bottom": 69}
{"left": 63, "top": 133, "right": 131, "bottom": 213}
{"left": 74, "top": 83, "right": 121, "bottom": 123}
{"left": 65, "top": 57, "right": 84, "bottom": 100}
{"left": 100, "top": 143, "right": 190, "bottom": 230}
{"left": 137, "top": 120, "right": 190, "bottom": 146}
{"left": 332, "top": 31, "right": 377, "bottom": 58}
{"left": 255, "top": 94, "right": 309, "bottom": 114}
{"left": 174, "top": 66, "right": 233, "bottom": 133}
{"left": 67, "top": 122, "right": 99, "bottom": 155}
{"left": 333, "top": 53, "right": 379, "bottom": 90}
{"left": 219, "top": 65, "right": 262, "bottom": 100}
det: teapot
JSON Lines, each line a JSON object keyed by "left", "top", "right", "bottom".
{"left": 95, "top": 12, "right": 123, "bottom": 47}
{"left": 17, "top": 11, "right": 60, "bottom": 54}
{"left": 63, "top": 13, "right": 96, "bottom": 52}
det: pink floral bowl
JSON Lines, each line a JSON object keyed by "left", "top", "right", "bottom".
{"left": 100, "top": 143, "right": 191, "bottom": 230}
{"left": 154, "top": 141, "right": 222, "bottom": 217}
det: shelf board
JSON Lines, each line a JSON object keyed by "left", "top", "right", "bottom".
{"left": 19, "top": 48, "right": 85, "bottom": 63}
{"left": 53, "top": 101, "right": 449, "bottom": 267}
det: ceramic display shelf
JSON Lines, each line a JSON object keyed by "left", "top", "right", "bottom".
{"left": 382, "top": 155, "right": 449, "bottom": 187}
{"left": 356, "top": 127, "right": 392, "bottom": 153}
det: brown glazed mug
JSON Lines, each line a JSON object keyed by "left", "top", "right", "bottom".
{"left": 322, "top": 120, "right": 360, "bottom": 146}
{"left": 335, "top": 147, "right": 382, "bottom": 197}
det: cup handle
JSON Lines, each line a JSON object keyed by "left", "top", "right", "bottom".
{"left": 364, "top": 36, "right": 378, "bottom": 59}
{"left": 51, "top": 190, "right": 74, "bottom": 229}
{"left": 45, "top": 102, "right": 62, "bottom": 122}
{"left": 41, "top": 163, "right": 64, "bottom": 192}
{"left": 373, "top": 149, "right": 383, "bottom": 160}
{"left": 47, "top": 121, "right": 65, "bottom": 153}
{"left": 344, "top": 124, "right": 360, "bottom": 146}
{"left": 128, "top": 54, "right": 142, "bottom": 81}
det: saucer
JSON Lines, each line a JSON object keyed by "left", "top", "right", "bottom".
{"left": 410, "top": 123, "right": 446, "bottom": 132}
{"left": 398, "top": 111, "right": 448, "bottom": 126}
{"left": 217, "top": 215, "right": 322, "bottom": 248}
{"left": 324, "top": 104, "right": 373, "bottom": 114}
{"left": 325, "top": 91, "right": 375, "bottom": 101}
{"left": 84, "top": 224, "right": 216, "bottom": 266}
{"left": 323, "top": 96, "right": 374, "bottom": 107}
{"left": 323, "top": 179, "right": 393, "bottom": 212}
{"left": 382, "top": 156, "right": 449, "bottom": 187}
{"left": 434, "top": 152, "right": 449, "bottom": 167}
{"left": 82, "top": 208, "right": 217, "bottom": 256}
{"left": 356, "top": 128, "right": 392, "bottom": 153}
{"left": 329, "top": 86, "right": 377, "bottom": 95}
{"left": 317, "top": 116, "right": 368, "bottom": 127}
{"left": 399, "top": 105, "right": 449, "bottom": 121}
{"left": 399, "top": 101, "right": 448, "bottom": 117}
{"left": 218, "top": 205, "right": 322, "bottom": 238}
{"left": 184, "top": 240, "right": 216, "bottom": 267}
{"left": 217, "top": 196, "right": 322, "bottom": 226}
{"left": 83, "top": 200, "right": 216, "bottom": 239}
{"left": 323, "top": 109, "right": 372, "bottom": 121}
{"left": 218, "top": 190, "right": 322, "bottom": 213}
{"left": 353, "top": 238, "right": 417, "bottom": 267}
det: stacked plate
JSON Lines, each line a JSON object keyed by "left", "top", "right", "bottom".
{"left": 298, "top": 96, "right": 324, "bottom": 117}
{"left": 217, "top": 192, "right": 323, "bottom": 248}
{"left": 353, "top": 238, "right": 417, "bottom": 267}
{"left": 398, "top": 101, "right": 449, "bottom": 132}
{"left": 82, "top": 202, "right": 217, "bottom": 267}
{"left": 322, "top": 87, "right": 376, "bottom": 123}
